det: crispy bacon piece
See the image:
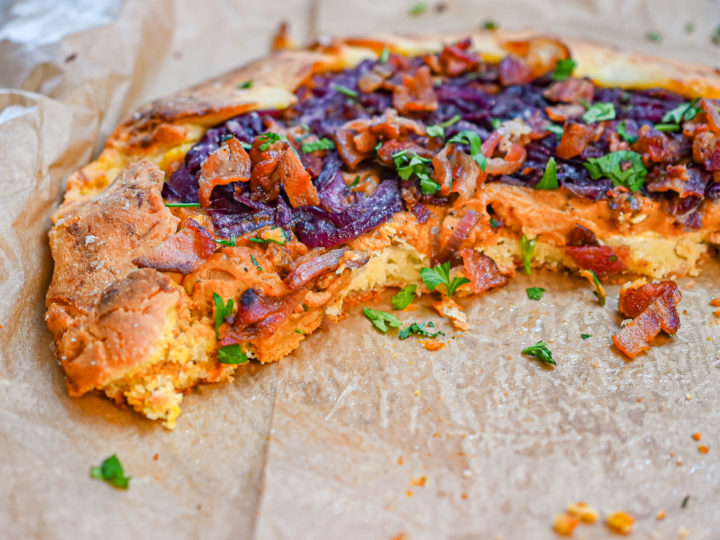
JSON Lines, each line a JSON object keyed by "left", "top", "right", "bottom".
{"left": 249, "top": 146, "right": 284, "bottom": 202}
{"left": 692, "top": 131, "right": 719, "bottom": 170}
{"left": 357, "top": 62, "right": 395, "bottom": 93}
{"left": 556, "top": 121, "right": 605, "bottom": 159}
{"left": 221, "top": 289, "right": 307, "bottom": 344}
{"left": 435, "top": 210, "right": 480, "bottom": 263}
{"left": 198, "top": 137, "right": 251, "bottom": 207}
{"left": 284, "top": 247, "right": 348, "bottom": 290}
{"left": 646, "top": 164, "right": 707, "bottom": 198}
{"left": 460, "top": 248, "right": 508, "bottom": 294}
{"left": 438, "top": 39, "right": 480, "bottom": 77}
{"left": 632, "top": 125, "right": 682, "bottom": 164}
{"left": 432, "top": 144, "right": 454, "bottom": 196}
{"left": 376, "top": 139, "right": 433, "bottom": 166}
{"left": 134, "top": 218, "right": 215, "bottom": 274}
{"left": 334, "top": 128, "right": 370, "bottom": 169}
{"left": 568, "top": 224, "right": 600, "bottom": 247}
{"left": 543, "top": 78, "right": 594, "bottom": 103}
{"left": 498, "top": 55, "right": 533, "bottom": 86}
{"left": 613, "top": 280, "right": 682, "bottom": 358}
{"left": 486, "top": 142, "right": 527, "bottom": 176}
{"left": 273, "top": 147, "right": 319, "bottom": 207}
{"left": 392, "top": 65, "right": 438, "bottom": 114}
{"left": 545, "top": 104, "right": 585, "bottom": 123}
{"left": 565, "top": 245, "right": 627, "bottom": 278}
{"left": 700, "top": 99, "right": 720, "bottom": 134}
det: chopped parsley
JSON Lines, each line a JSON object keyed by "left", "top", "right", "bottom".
{"left": 250, "top": 254, "right": 262, "bottom": 272}
{"left": 409, "top": 2, "right": 427, "bottom": 15}
{"left": 334, "top": 84, "right": 359, "bottom": 99}
{"left": 481, "top": 20, "right": 499, "bottom": 30}
{"left": 214, "top": 234, "right": 236, "bottom": 247}
{"left": 584, "top": 150, "right": 647, "bottom": 192}
{"left": 302, "top": 303, "right": 309, "bottom": 311}
{"left": 426, "top": 114, "right": 461, "bottom": 138}
{"left": 654, "top": 98, "right": 701, "bottom": 131}
{"left": 491, "top": 118, "right": 503, "bottom": 130}
{"left": 526, "top": 287, "right": 546, "bottom": 301}
{"left": 392, "top": 150, "right": 438, "bottom": 194}
{"left": 164, "top": 202, "right": 200, "bottom": 207}
{"left": 420, "top": 261, "right": 470, "bottom": 298}
{"left": 580, "top": 333, "right": 591, "bottom": 340}
{"left": 552, "top": 58, "right": 577, "bottom": 81}
{"left": 237, "top": 80, "right": 253, "bottom": 89}
{"left": 713, "top": 26, "right": 720, "bottom": 46}
{"left": 90, "top": 455, "right": 130, "bottom": 490}
{"left": 682, "top": 495, "right": 690, "bottom": 509}
{"left": 218, "top": 344, "right": 248, "bottom": 364}
{"left": 489, "top": 217, "right": 500, "bottom": 230}
{"left": 363, "top": 307, "right": 402, "bottom": 333}
{"left": 379, "top": 47, "right": 390, "bottom": 63}
{"left": 580, "top": 268, "right": 606, "bottom": 306}
{"left": 301, "top": 138, "right": 335, "bottom": 153}
{"left": 249, "top": 234, "right": 286, "bottom": 246}
{"left": 392, "top": 284, "right": 417, "bottom": 310}
{"left": 349, "top": 175, "right": 361, "bottom": 188}
{"left": 545, "top": 123, "right": 564, "bottom": 137}
{"left": 399, "top": 321, "right": 445, "bottom": 340}
{"left": 616, "top": 120, "right": 638, "bottom": 144}
{"left": 521, "top": 235, "right": 536, "bottom": 275}
{"left": 535, "top": 157, "right": 558, "bottom": 190}
{"left": 582, "top": 102, "right": 616, "bottom": 124}
{"left": 258, "top": 132, "right": 284, "bottom": 151}
{"left": 685, "top": 22, "right": 696, "bottom": 34}
{"left": 646, "top": 31, "right": 662, "bottom": 43}
{"left": 241, "top": 141, "right": 253, "bottom": 150}
{"left": 295, "top": 329, "right": 305, "bottom": 335}
{"left": 521, "top": 340, "right": 556, "bottom": 366}
{"left": 213, "top": 292, "right": 234, "bottom": 339}
{"left": 448, "top": 130, "right": 487, "bottom": 171}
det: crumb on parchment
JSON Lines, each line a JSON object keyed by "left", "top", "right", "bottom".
{"left": 552, "top": 513, "right": 580, "bottom": 536}
{"left": 605, "top": 511, "right": 635, "bottom": 535}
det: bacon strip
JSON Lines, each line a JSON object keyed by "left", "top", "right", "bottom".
{"left": 438, "top": 39, "right": 479, "bottom": 77}
{"left": 632, "top": 126, "right": 682, "bottom": 164}
{"left": 543, "top": 78, "right": 594, "bottom": 103}
{"left": 284, "top": 247, "right": 348, "bottom": 290}
{"left": 198, "top": 137, "right": 251, "bottom": 207}
{"left": 460, "top": 248, "right": 508, "bottom": 294}
{"left": 221, "top": 289, "right": 307, "bottom": 344}
{"left": 556, "top": 122, "right": 605, "bottom": 159}
{"left": 274, "top": 147, "right": 319, "bottom": 208}
{"left": 700, "top": 99, "right": 720, "bottom": 134}
{"left": 567, "top": 224, "right": 600, "bottom": 247}
{"left": 334, "top": 128, "right": 370, "bottom": 169}
{"left": 435, "top": 210, "right": 480, "bottom": 263}
{"left": 392, "top": 65, "right": 438, "bottom": 114}
{"left": 613, "top": 280, "right": 682, "bottom": 358}
{"left": 134, "top": 218, "right": 215, "bottom": 274}
{"left": 565, "top": 245, "right": 627, "bottom": 278}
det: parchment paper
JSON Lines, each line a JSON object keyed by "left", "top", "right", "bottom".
{"left": 1, "top": 1, "right": 720, "bottom": 538}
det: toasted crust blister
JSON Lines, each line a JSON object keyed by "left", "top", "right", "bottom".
{"left": 46, "top": 31, "right": 720, "bottom": 427}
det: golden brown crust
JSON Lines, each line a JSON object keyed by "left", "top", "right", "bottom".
{"left": 46, "top": 30, "right": 720, "bottom": 424}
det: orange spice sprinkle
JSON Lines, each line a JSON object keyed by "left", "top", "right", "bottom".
{"left": 403, "top": 304, "right": 419, "bottom": 312}
{"left": 656, "top": 509, "right": 666, "bottom": 521}
{"left": 637, "top": 398, "right": 642, "bottom": 402}
{"left": 692, "top": 433, "right": 701, "bottom": 441}
{"left": 397, "top": 456, "right": 404, "bottom": 465}
{"left": 410, "top": 476, "right": 427, "bottom": 487}
{"left": 423, "top": 339, "right": 445, "bottom": 351}
{"left": 461, "top": 493, "right": 468, "bottom": 500}
{"left": 153, "top": 453, "right": 159, "bottom": 461}
{"left": 710, "top": 297, "right": 720, "bottom": 307}
{"left": 605, "top": 511, "right": 635, "bottom": 535}
{"left": 698, "top": 445, "right": 709, "bottom": 454}
{"left": 567, "top": 502, "right": 598, "bottom": 524}
{"left": 405, "top": 490, "right": 413, "bottom": 497}
{"left": 714, "top": 308, "right": 720, "bottom": 318}
{"left": 552, "top": 513, "right": 580, "bottom": 536}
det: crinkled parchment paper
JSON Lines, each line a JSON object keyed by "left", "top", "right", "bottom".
{"left": 1, "top": 1, "right": 719, "bottom": 538}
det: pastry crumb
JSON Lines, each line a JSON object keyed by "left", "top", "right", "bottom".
{"left": 605, "top": 511, "right": 634, "bottom": 535}
{"left": 552, "top": 513, "right": 580, "bottom": 536}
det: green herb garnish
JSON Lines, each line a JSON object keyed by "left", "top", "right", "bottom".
{"left": 237, "top": 80, "right": 253, "bottom": 89}
{"left": 521, "top": 235, "right": 536, "bottom": 275}
{"left": 399, "top": 321, "right": 445, "bottom": 340}
{"left": 250, "top": 254, "right": 262, "bottom": 272}
{"left": 584, "top": 150, "right": 647, "bottom": 192}
{"left": 580, "top": 268, "right": 606, "bottom": 306}
{"left": 521, "top": 340, "right": 556, "bottom": 365}
{"left": 218, "top": 344, "right": 248, "bottom": 365}
{"left": 713, "top": 26, "right": 720, "bottom": 46}
{"left": 379, "top": 47, "right": 390, "bottom": 63}
{"left": 213, "top": 292, "right": 234, "bottom": 339}
{"left": 526, "top": 287, "right": 546, "bottom": 301}
{"left": 349, "top": 175, "right": 361, "bottom": 188}
{"left": 426, "top": 114, "right": 461, "bottom": 138}
{"left": 249, "top": 235, "right": 286, "bottom": 246}
{"left": 392, "top": 284, "right": 417, "bottom": 310}
{"left": 334, "top": 84, "right": 359, "bottom": 99}
{"left": 546, "top": 123, "right": 564, "bottom": 137}
{"left": 409, "top": 2, "right": 427, "bottom": 15}
{"left": 90, "top": 455, "right": 130, "bottom": 490}
{"left": 685, "top": 22, "right": 696, "bottom": 34}
{"left": 214, "top": 234, "right": 237, "bottom": 247}
{"left": 581, "top": 333, "right": 591, "bottom": 340}
{"left": 295, "top": 329, "right": 305, "bottom": 335}
{"left": 582, "top": 102, "right": 616, "bottom": 124}
{"left": 617, "top": 120, "right": 638, "bottom": 144}
{"left": 420, "top": 261, "right": 470, "bottom": 298}
{"left": 491, "top": 118, "right": 503, "bottom": 130}
{"left": 258, "top": 132, "right": 283, "bottom": 151}
{"left": 363, "top": 307, "right": 403, "bottom": 333}
{"left": 535, "top": 157, "right": 558, "bottom": 190}
{"left": 646, "top": 31, "right": 662, "bottom": 43}
{"left": 164, "top": 202, "right": 201, "bottom": 207}
{"left": 392, "top": 150, "right": 438, "bottom": 194}
{"left": 481, "top": 20, "right": 499, "bottom": 30}
{"left": 448, "top": 130, "right": 487, "bottom": 171}
{"left": 301, "top": 138, "right": 335, "bottom": 153}
{"left": 654, "top": 98, "right": 701, "bottom": 131}
{"left": 552, "top": 58, "right": 577, "bottom": 81}
{"left": 489, "top": 217, "right": 500, "bottom": 230}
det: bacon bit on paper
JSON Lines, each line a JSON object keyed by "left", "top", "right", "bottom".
{"left": 567, "top": 502, "right": 599, "bottom": 524}
{"left": 698, "top": 445, "right": 709, "bottom": 454}
{"left": 656, "top": 509, "right": 666, "bottom": 520}
{"left": 153, "top": 453, "right": 159, "bottom": 461}
{"left": 397, "top": 456, "right": 404, "bottom": 465}
{"left": 405, "top": 490, "right": 413, "bottom": 497}
{"left": 410, "top": 476, "right": 427, "bottom": 487}
{"left": 433, "top": 297, "right": 469, "bottom": 330}
{"left": 552, "top": 513, "right": 580, "bottom": 536}
{"left": 709, "top": 297, "right": 720, "bottom": 306}
{"left": 605, "top": 511, "right": 635, "bottom": 535}
{"left": 423, "top": 339, "right": 445, "bottom": 351}
{"left": 692, "top": 433, "right": 701, "bottom": 441}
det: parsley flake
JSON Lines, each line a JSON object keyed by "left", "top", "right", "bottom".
{"left": 489, "top": 217, "right": 501, "bottom": 230}
{"left": 580, "top": 333, "right": 591, "bottom": 340}
{"left": 379, "top": 47, "right": 390, "bottom": 63}
{"left": 164, "top": 202, "right": 200, "bottom": 207}
{"left": 552, "top": 58, "right": 577, "bottom": 81}
{"left": 349, "top": 175, "right": 361, "bottom": 188}
{"left": 295, "top": 329, "right": 305, "bottom": 335}
{"left": 526, "top": 287, "right": 546, "bottom": 301}
{"left": 481, "top": 20, "right": 499, "bottom": 30}
{"left": 218, "top": 344, "right": 248, "bottom": 364}
{"left": 448, "top": 130, "right": 487, "bottom": 171}
{"left": 392, "top": 150, "right": 438, "bottom": 194}
{"left": 491, "top": 118, "right": 503, "bottom": 130}
{"left": 420, "top": 261, "right": 470, "bottom": 298}
{"left": 249, "top": 234, "right": 286, "bottom": 246}
{"left": 399, "top": 321, "right": 445, "bottom": 340}
{"left": 584, "top": 150, "right": 647, "bottom": 192}
{"left": 392, "top": 284, "right": 417, "bottom": 310}
{"left": 334, "top": 84, "right": 359, "bottom": 99}
{"left": 617, "top": 120, "right": 638, "bottom": 144}
{"left": 363, "top": 307, "right": 402, "bottom": 333}
{"left": 521, "top": 340, "right": 556, "bottom": 365}
{"left": 579, "top": 269, "right": 606, "bottom": 306}
{"left": 258, "top": 132, "right": 283, "bottom": 151}
{"left": 535, "top": 157, "right": 558, "bottom": 190}
{"left": 301, "top": 138, "right": 335, "bottom": 153}
{"left": 237, "top": 80, "right": 253, "bottom": 89}
{"left": 90, "top": 455, "right": 130, "bottom": 490}
{"left": 213, "top": 293, "right": 234, "bottom": 339}
{"left": 214, "top": 234, "right": 236, "bottom": 247}
{"left": 646, "top": 31, "right": 662, "bottom": 43}
{"left": 545, "top": 123, "right": 564, "bottom": 137}
{"left": 426, "top": 114, "right": 461, "bottom": 138}
{"left": 582, "top": 102, "right": 616, "bottom": 124}
{"left": 250, "top": 254, "right": 262, "bottom": 272}
{"left": 655, "top": 98, "right": 701, "bottom": 132}
{"left": 409, "top": 2, "right": 427, "bottom": 16}
{"left": 521, "top": 235, "right": 536, "bottom": 275}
